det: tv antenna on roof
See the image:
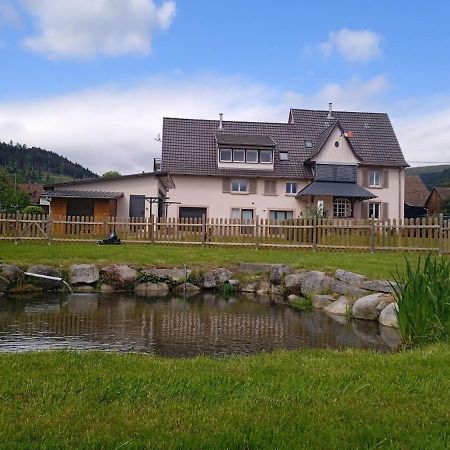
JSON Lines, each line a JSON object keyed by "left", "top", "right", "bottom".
{"left": 155, "top": 133, "right": 162, "bottom": 142}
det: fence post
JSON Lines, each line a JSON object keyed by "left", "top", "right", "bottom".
{"left": 14, "top": 213, "right": 20, "bottom": 245}
{"left": 370, "top": 215, "right": 375, "bottom": 253}
{"left": 201, "top": 214, "right": 206, "bottom": 247}
{"left": 150, "top": 215, "right": 154, "bottom": 243}
{"left": 47, "top": 214, "right": 53, "bottom": 245}
{"left": 438, "top": 213, "right": 444, "bottom": 256}
{"left": 312, "top": 215, "right": 317, "bottom": 251}
{"left": 255, "top": 215, "right": 260, "bottom": 249}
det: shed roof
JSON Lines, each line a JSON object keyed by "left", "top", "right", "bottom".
{"left": 44, "top": 190, "right": 123, "bottom": 199}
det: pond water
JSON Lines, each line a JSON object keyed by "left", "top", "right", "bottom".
{"left": 0, "top": 293, "right": 401, "bottom": 356}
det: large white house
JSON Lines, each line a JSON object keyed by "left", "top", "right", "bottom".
{"left": 160, "top": 105, "right": 408, "bottom": 221}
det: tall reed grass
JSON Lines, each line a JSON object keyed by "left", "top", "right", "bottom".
{"left": 392, "top": 254, "right": 450, "bottom": 345}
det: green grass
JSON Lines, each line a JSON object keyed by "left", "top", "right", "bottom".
{"left": 0, "top": 242, "right": 424, "bottom": 279}
{"left": 0, "top": 346, "right": 449, "bottom": 449}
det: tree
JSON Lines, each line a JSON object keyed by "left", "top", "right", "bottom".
{"left": 0, "top": 168, "right": 30, "bottom": 213}
{"left": 440, "top": 197, "right": 450, "bottom": 215}
{"left": 102, "top": 171, "right": 121, "bottom": 178}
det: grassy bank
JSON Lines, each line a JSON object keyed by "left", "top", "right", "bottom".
{"left": 0, "top": 346, "right": 449, "bottom": 449}
{"left": 0, "top": 242, "right": 423, "bottom": 279}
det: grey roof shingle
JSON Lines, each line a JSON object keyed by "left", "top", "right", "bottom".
{"left": 44, "top": 190, "right": 124, "bottom": 199}
{"left": 161, "top": 108, "right": 408, "bottom": 179}
{"left": 215, "top": 133, "right": 276, "bottom": 147}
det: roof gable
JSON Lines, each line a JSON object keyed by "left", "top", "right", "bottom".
{"left": 404, "top": 175, "right": 430, "bottom": 206}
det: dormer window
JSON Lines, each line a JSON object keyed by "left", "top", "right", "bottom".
{"left": 246, "top": 149, "right": 258, "bottom": 163}
{"left": 233, "top": 149, "right": 245, "bottom": 162}
{"left": 219, "top": 148, "right": 232, "bottom": 162}
{"left": 218, "top": 148, "right": 274, "bottom": 165}
{"left": 259, "top": 150, "right": 273, "bottom": 164}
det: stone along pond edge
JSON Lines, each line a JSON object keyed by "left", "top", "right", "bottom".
{"left": 0, "top": 262, "right": 399, "bottom": 330}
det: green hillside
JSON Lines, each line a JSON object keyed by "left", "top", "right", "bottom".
{"left": 406, "top": 165, "right": 450, "bottom": 190}
{"left": 0, "top": 141, "right": 97, "bottom": 184}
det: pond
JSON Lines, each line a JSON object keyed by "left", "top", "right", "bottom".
{"left": 0, "top": 293, "right": 401, "bottom": 356}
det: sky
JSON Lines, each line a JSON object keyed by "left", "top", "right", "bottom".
{"left": 0, "top": 0, "right": 450, "bottom": 174}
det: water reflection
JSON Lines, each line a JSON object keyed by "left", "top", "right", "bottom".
{"left": 0, "top": 293, "right": 400, "bottom": 356}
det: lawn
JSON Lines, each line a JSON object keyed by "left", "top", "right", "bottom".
{"left": 0, "top": 346, "right": 448, "bottom": 449}
{"left": 0, "top": 242, "right": 424, "bottom": 279}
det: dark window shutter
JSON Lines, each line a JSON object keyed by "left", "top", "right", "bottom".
{"left": 249, "top": 179, "right": 257, "bottom": 194}
{"left": 264, "top": 180, "right": 276, "bottom": 195}
{"left": 382, "top": 202, "right": 389, "bottom": 219}
{"left": 361, "top": 202, "right": 369, "bottom": 219}
{"left": 383, "top": 170, "right": 389, "bottom": 188}
{"left": 222, "top": 178, "right": 230, "bottom": 193}
{"left": 362, "top": 169, "right": 369, "bottom": 187}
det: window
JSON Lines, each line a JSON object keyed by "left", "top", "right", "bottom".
{"left": 286, "top": 182, "right": 297, "bottom": 194}
{"left": 219, "top": 148, "right": 232, "bottom": 162}
{"left": 305, "top": 141, "right": 315, "bottom": 148}
{"left": 269, "top": 210, "right": 293, "bottom": 221}
{"left": 369, "top": 170, "right": 381, "bottom": 187}
{"left": 233, "top": 149, "right": 245, "bottom": 162}
{"left": 333, "top": 198, "right": 352, "bottom": 218}
{"left": 246, "top": 149, "right": 258, "bottom": 163}
{"left": 259, "top": 150, "right": 273, "bottom": 163}
{"left": 368, "top": 202, "right": 381, "bottom": 219}
{"left": 231, "top": 179, "right": 248, "bottom": 193}
{"left": 232, "top": 208, "right": 253, "bottom": 220}
{"left": 264, "top": 180, "right": 277, "bottom": 195}
{"left": 279, "top": 151, "right": 289, "bottom": 161}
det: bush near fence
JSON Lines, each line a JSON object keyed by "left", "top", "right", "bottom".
{"left": 0, "top": 214, "right": 448, "bottom": 253}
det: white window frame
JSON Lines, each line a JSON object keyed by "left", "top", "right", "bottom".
{"left": 368, "top": 170, "right": 381, "bottom": 188}
{"left": 233, "top": 149, "right": 246, "bottom": 163}
{"left": 219, "top": 148, "right": 232, "bottom": 162}
{"left": 279, "top": 151, "right": 289, "bottom": 161}
{"left": 231, "top": 179, "right": 248, "bottom": 193}
{"left": 285, "top": 182, "right": 297, "bottom": 195}
{"left": 246, "top": 149, "right": 258, "bottom": 164}
{"left": 368, "top": 202, "right": 381, "bottom": 219}
{"left": 333, "top": 198, "right": 352, "bottom": 218}
{"left": 259, "top": 150, "right": 273, "bottom": 164}
{"left": 269, "top": 210, "right": 294, "bottom": 222}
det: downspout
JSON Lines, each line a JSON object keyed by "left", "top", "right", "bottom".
{"left": 398, "top": 168, "right": 403, "bottom": 219}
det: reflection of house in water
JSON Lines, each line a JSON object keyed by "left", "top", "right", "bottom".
{"left": 0, "top": 294, "right": 397, "bottom": 355}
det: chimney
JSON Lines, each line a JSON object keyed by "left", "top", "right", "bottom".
{"left": 327, "top": 102, "right": 334, "bottom": 120}
{"left": 219, "top": 113, "right": 223, "bottom": 130}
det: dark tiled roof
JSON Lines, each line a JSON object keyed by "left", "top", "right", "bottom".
{"left": 404, "top": 175, "right": 430, "bottom": 206}
{"left": 19, "top": 183, "right": 43, "bottom": 204}
{"left": 161, "top": 109, "right": 407, "bottom": 179}
{"left": 44, "top": 190, "right": 124, "bottom": 199}
{"left": 296, "top": 181, "right": 376, "bottom": 200}
{"left": 435, "top": 186, "right": 450, "bottom": 199}
{"left": 215, "top": 133, "right": 276, "bottom": 147}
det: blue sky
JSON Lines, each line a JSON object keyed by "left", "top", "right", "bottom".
{"left": 0, "top": 0, "right": 449, "bottom": 173}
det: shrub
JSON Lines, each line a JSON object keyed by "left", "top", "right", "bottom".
{"left": 22, "top": 205, "right": 45, "bottom": 215}
{"left": 392, "top": 254, "right": 450, "bottom": 345}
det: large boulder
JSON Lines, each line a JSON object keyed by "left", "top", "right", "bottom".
{"left": 324, "top": 296, "right": 352, "bottom": 316}
{"left": 135, "top": 282, "right": 170, "bottom": 297}
{"left": 143, "top": 268, "right": 191, "bottom": 282}
{"left": 380, "top": 324, "right": 401, "bottom": 348}
{"left": 301, "top": 271, "right": 332, "bottom": 297}
{"left": 312, "top": 294, "right": 334, "bottom": 309}
{"left": 69, "top": 264, "right": 99, "bottom": 285}
{"left": 0, "top": 264, "right": 23, "bottom": 283}
{"left": 335, "top": 269, "right": 366, "bottom": 286}
{"left": 329, "top": 279, "right": 371, "bottom": 299}
{"left": 352, "top": 293, "right": 395, "bottom": 321}
{"left": 284, "top": 272, "right": 307, "bottom": 295}
{"left": 27, "top": 265, "right": 62, "bottom": 290}
{"left": 202, "top": 268, "right": 232, "bottom": 289}
{"left": 101, "top": 264, "right": 137, "bottom": 290}
{"left": 362, "top": 280, "right": 396, "bottom": 294}
{"left": 379, "top": 302, "right": 399, "bottom": 328}
{"left": 175, "top": 282, "right": 201, "bottom": 295}
{"left": 269, "top": 265, "right": 292, "bottom": 285}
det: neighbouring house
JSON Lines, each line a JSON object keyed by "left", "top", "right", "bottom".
{"left": 160, "top": 105, "right": 408, "bottom": 220}
{"left": 19, "top": 182, "right": 50, "bottom": 213}
{"left": 425, "top": 186, "right": 450, "bottom": 214}
{"left": 44, "top": 172, "right": 175, "bottom": 218}
{"left": 404, "top": 175, "right": 429, "bottom": 218}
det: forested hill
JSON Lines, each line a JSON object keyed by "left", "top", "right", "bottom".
{"left": 0, "top": 141, "right": 97, "bottom": 184}
{"left": 406, "top": 165, "right": 450, "bottom": 190}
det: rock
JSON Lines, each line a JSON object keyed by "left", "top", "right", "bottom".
{"left": 335, "top": 269, "right": 366, "bottom": 286}
{"left": 27, "top": 265, "right": 62, "bottom": 290}
{"left": 329, "top": 279, "right": 371, "bottom": 299}
{"left": 73, "top": 285, "right": 97, "bottom": 293}
{"left": 100, "top": 283, "right": 115, "bottom": 294}
{"left": 380, "top": 325, "right": 401, "bottom": 348}
{"left": 312, "top": 294, "right": 334, "bottom": 309}
{"left": 301, "top": 271, "right": 332, "bottom": 297}
{"left": 271, "top": 284, "right": 285, "bottom": 297}
{"left": 9, "top": 283, "right": 42, "bottom": 294}
{"left": 202, "top": 268, "right": 232, "bottom": 289}
{"left": 241, "top": 276, "right": 269, "bottom": 293}
{"left": 69, "top": 264, "right": 99, "bottom": 285}
{"left": 362, "top": 280, "right": 396, "bottom": 294}
{"left": 228, "top": 279, "right": 239, "bottom": 287}
{"left": 256, "top": 281, "right": 271, "bottom": 295}
{"left": 269, "top": 264, "right": 292, "bottom": 285}
{"left": 0, "top": 275, "right": 9, "bottom": 292}
{"left": 379, "top": 302, "right": 399, "bottom": 328}
{"left": 175, "top": 282, "right": 201, "bottom": 294}
{"left": 0, "top": 264, "right": 23, "bottom": 283}
{"left": 284, "top": 272, "right": 307, "bottom": 295}
{"left": 288, "top": 294, "right": 302, "bottom": 302}
{"left": 238, "top": 263, "right": 273, "bottom": 272}
{"left": 143, "top": 268, "right": 191, "bottom": 282}
{"left": 101, "top": 264, "right": 137, "bottom": 290}
{"left": 324, "top": 296, "right": 352, "bottom": 316}
{"left": 353, "top": 293, "right": 395, "bottom": 321}
{"left": 135, "top": 282, "right": 170, "bottom": 297}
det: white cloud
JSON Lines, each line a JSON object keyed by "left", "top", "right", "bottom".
{"left": 319, "top": 28, "right": 382, "bottom": 63}
{"left": 0, "top": 0, "right": 22, "bottom": 29}
{"left": 22, "top": 0, "right": 176, "bottom": 59}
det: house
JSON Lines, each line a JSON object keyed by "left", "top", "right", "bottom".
{"left": 404, "top": 175, "right": 429, "bottom": 218}
{"left": 160, "top": 105, "right": 408, "bottom": 220}
{"left": 44, "top": 172, "right": 175, "bottom": 218}
{"left": 425, "top": 186, "right": 450, "bottom": 214}
{"left": 19, "top": 182, "right": 50, "bottom": 213}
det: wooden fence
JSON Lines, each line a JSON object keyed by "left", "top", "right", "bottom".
{"left": 0, "top": 214, "right": 449, "bottom": 254}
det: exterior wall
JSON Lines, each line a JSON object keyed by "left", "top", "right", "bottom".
{"left": 425, "top": 190, "right": 440, "bottom": 214}
{"left": 51, "top": 198, "right": 67, "bottom": 217}
{"left": 93, "top": 199, "right": 112, "bottom": 218}
{"left": 312, "top": 127, "right": 359, "bottom": 164}
{"left": 49, "top": 177, "right": 162, "bottom": 218}
{"left": 167, "top": 175, "right": 310, "bottom": 219}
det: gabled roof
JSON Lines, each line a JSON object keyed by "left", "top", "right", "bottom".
{"left": 161, "top": 108, "right": 408, "bottom": 180}
{"left": 19, "top": 183, "right": 43, "bottom": 204}
{"left": 434, "top": 186, "right": 450, "bottom": 199}
{"left": 404, "top": 175, "right": 430, "bottom": 207}
{"left": 44, "top": 190, "right": 124, "bottom": 199}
